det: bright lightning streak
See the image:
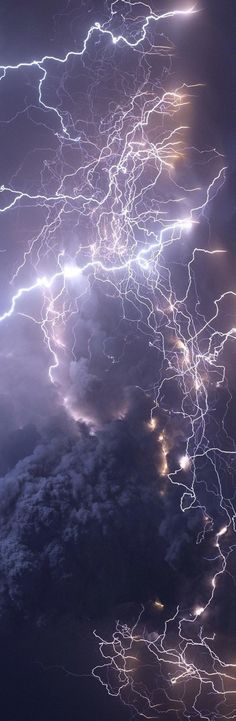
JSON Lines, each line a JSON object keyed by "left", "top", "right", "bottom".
{"left": 179, "top": 454, "right": 190, "bottom": 470}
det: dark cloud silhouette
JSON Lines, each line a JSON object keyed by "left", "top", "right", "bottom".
{"left": 0, "top": 424, "right": 40, "bottom": 474}
{"left": 0, "top": 393, "right": 208, "bottom": 626}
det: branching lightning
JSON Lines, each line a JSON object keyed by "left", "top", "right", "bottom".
{"left": 1, "top": 1, "right": 236, "bottom": 718}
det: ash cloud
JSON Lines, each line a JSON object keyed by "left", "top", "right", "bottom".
{"left": 0, "top": 393, "right": 206, "bottom": 626}
{"left": 62, "top": 286, "right": 162, "bottom": 425}
{"left": 0, "top": 289, "right": 213, "bottom": 627}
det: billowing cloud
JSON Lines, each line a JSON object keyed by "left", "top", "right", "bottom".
{"left": 0, "top": 394, "right": 207, "bottom": 626}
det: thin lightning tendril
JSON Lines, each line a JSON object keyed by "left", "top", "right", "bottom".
{"left": 1, "top": 2, "right": 236, "bottom": 718}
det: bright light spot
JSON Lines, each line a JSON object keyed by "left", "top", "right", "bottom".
{"left": 179, "top": 454, "right": 190, "bottom": 471}
{"left": 138, "top": 257, "right": 149, "bottom": 270}
{"left": 161, "top": 459, "right": 168, "bottom": 476}
{"left": 63, "top": 264, "right": 81, "bottom": 279}
{"left": 194, "top": 606, "right": 204, "bottom": 617}
{"left": 37, "top": 275, "right": 49, "bottom": 287}
{"left": 159, "top": 433, "right": 164, "bottom": 442}
{"left": 148, "top": 417, "right": 157, "bottom": 431}
{"left": 218, "top": 526, "right": 227, "bottom": 537}
{"left": 55, "top": 337, "right": 66, "bottom": 348}
{"left": 154, "top": 599, "right": 164, "bottom": 611}
{"left": 181, "top": 218, "right": 193, "bottom": 231}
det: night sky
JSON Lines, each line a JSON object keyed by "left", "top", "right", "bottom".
{"left": 0, "top": 2, "right": 236, "bottom": 720}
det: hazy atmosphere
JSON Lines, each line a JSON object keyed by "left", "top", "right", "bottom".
{"left": 0, "top": 2, "right": 236, "bottom": 719}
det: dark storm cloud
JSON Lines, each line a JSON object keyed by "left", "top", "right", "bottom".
{"left": 0, "top": 395, "right": 206, "bottom": 626}
{"left": 0, "top": 281, "right": 159, "bottom": 441}
{"left": 63, "top": 285, "right": 161, "bottom": 425}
